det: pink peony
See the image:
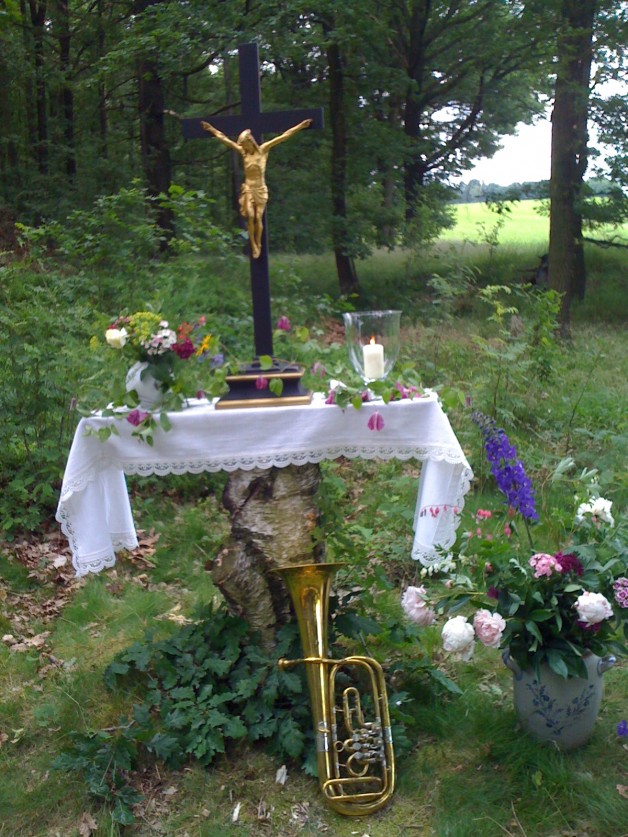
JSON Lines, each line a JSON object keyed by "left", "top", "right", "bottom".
{"left": 401, "top": 586, "right": 436, "bottom": 626}
{"left": 473, "top": 609, "right": 506, "bottom": 648}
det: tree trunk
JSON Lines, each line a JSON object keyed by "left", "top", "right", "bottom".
{"left": 548, "top": 0, "right": 597, "bottom": 335}
{"left": 57, "top": 0, "right": 76, "bottom": 180}
{"left": 209, "top": 464, "right": 324, "bottom": 649}
{"left": 97, "top": 0, "right": 108, "bottom": 158}
{"left": 325, "top": 32, "right": 360, "bottom": 296}
{"left": 137, "top": 56, "right": 174, "bottom": 242}
{"left": 28, "top": 0, "right": 48, "bottom": 175}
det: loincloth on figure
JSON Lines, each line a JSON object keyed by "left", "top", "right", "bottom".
{"left": 239, "top": 182, "right": 269, "bottom": 217}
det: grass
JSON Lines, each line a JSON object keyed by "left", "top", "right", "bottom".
{"left": 1, "top": 211, "right": 627, "bottom": 835}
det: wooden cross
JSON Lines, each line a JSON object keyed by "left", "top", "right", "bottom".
{"left": 182, "top": 43, "right": 324, "bottom": 358}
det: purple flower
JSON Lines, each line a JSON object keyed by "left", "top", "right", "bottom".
{"left": 312, "top": 361, "right": 327, "bottom": 377}
{"left": 255, "top": 376, "right": 269, "bottom": 390}
{"left": 276, "top": 315, "right": 291, "bottom": 331}
{"left": 613, "top": 577, "right": 628, "bottom": 608}
{"left": 325, "top": 389, "right": 336, "bottom": 405}
{"left": 367, "top": 411, "right": 385, "bottom": 431}
{"left": 127, "top": 409, "right": 149, "bottom": 426}
{"left": 210, "top": 353, "right": 225, "bottom": 368}
{"left": 472, "top": 412, "right": 538, "bottom": 522}
{"left": 617, "top": 720, "right": 628, "bottom": 737}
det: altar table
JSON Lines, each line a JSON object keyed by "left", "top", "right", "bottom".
{"left": 56, "top": 392, "right": 473, "bottom": 577}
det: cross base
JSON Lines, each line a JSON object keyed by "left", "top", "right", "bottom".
{"left": 215, "top": 359, "right": 312, "bottom": 410}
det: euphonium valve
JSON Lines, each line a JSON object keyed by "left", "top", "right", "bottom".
{"left": 276, "top": 562, "right": 395, "bottom": 816}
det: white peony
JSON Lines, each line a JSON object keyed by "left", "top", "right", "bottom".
{"left": 441, "top": 615, "right": 475, "bottom": 660}
{"left": 576, "top": 497, "right": 614, "bottom": 527}
{"left": 105, "top": 327, "right": 128, "bottom": 349}
{"left": 575, "top": 591, "right": 613, "bottom": 625}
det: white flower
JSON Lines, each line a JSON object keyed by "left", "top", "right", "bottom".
{"left": 441, "top": 615, "right": 475, "bottom": 660}
{"left": 105, "top": 327, "right": 128, "bottom": 349}
{"left": 575, "top": 591, "right": 613, "bottom": 625}
{"left": 576, "top": 497, "right": 614, "bottom": 527}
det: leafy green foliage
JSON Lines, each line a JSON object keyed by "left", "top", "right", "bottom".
{"left": 53, "top": 605, "right": 313, "bottom": 822}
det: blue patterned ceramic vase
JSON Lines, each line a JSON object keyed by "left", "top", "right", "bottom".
{"left": 503, "top": 651, "right": 616, "bottom": 751}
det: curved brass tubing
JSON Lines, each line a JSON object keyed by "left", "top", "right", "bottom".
{"left": 276, "top": 562, "right": 395, "bottom": 816}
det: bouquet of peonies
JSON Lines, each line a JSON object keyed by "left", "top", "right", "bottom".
{"left": 401, "top": 413, "right": 628, "bottom": 679}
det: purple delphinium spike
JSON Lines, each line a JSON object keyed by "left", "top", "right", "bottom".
{"left": 472, "top": 412, "right": 538, "bottom": 522}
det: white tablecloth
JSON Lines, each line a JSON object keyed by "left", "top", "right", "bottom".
{"left": 56, "top": 392, "right": 473, "bottom": 577}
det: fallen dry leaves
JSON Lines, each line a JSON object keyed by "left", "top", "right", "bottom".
{"left": 0, "top": 528, "right": 160, "bottom": 671}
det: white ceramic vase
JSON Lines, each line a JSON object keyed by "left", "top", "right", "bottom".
{"left": 125, "top": 361, "right": 165, "bottom": 410}
{"left": 503, "top": 650, "right": 616, "bottom": 751}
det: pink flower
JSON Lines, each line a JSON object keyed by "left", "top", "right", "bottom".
{"left": 324, "top": 389, "right": 336, "bottom": 404}
{"left": 401, "top": 586, "right": 436, "bottom": 626}
{"left": 473, "top": 609, "right": 506, "bottom": 648}
{"left": 127, "top": 409, "right": 149, "bottom": 426}
{"left": 312, "top": 362, "right": 327, "bottom": 377}
{"left": 255, "top": 376, "right": 269, "bottom": 390}
{"left": 276, "top": 315, "right": 291, "bottom": 331}
{"left": 475, "top": 509, "right": 492, "bottom": 520}
{"left": 367, "top": 411, "right": 384, "bottom": 431}
{"left": 503, "top": 523, "right": 512, "bottom": 537}
{"left": 529, "top": 552, "right": 562, "bottom": 578}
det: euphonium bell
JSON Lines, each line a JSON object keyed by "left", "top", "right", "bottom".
{"left": 276, "top": 562, "right": 395, "bottom": 816}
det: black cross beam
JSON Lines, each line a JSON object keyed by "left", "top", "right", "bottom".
{"left": 183, "top": 43, "right": 323, "bottom": 358}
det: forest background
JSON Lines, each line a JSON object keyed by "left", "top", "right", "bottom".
{"left": 1, "top": 1, "right": 628, "bottom": 835}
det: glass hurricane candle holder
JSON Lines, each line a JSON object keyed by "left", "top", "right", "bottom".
{"left": 343, "top": 310, "right": 401, "bottom": 384}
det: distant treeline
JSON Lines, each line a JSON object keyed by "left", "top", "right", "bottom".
{"left": 453, "top": 178, "right": 616, "bottom": 204}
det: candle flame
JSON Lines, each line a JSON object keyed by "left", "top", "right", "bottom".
{"left": 369, "top": 336, "right": 376, "bottom": 345}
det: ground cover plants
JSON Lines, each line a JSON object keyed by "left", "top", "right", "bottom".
{"left": 1, "top": 195, "right": 627, "bottom": 835}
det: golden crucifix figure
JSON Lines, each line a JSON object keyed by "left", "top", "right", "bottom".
{"left": 201, "top": 118, "right": 312, "bottom": 258}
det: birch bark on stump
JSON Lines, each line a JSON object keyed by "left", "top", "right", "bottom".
{"left": 209, "top": 464, "right": 324, "bottom": 648}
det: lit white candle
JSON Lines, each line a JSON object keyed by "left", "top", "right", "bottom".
{"left": 362, "top": 337, "right": 385, "bottom": 379}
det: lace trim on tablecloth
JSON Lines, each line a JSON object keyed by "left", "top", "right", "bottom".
{"left": 411, "top": 462, "right": 474, "bottom": 565}
{"left": 121, "top": 444, "right": 468, "bottom": 478}
{"left": 58, "top": 444, "right": 468, "bottom": 497}
{"left": 56, "top": 503, "right": 138, "bottom": 577}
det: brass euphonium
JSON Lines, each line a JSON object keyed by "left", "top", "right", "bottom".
{"left": 276, "top": 562, "right": 395, "bottom": 816}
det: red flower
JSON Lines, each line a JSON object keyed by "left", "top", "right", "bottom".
{"left": 173, "top": 338, "right": 195, "bottom": 359}
{"left": 255, "top": 376, "right": 269, "bottom": 390}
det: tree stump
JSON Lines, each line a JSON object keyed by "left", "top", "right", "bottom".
{"left": 209, "top": 464, "right": 324, "bottom": 647}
